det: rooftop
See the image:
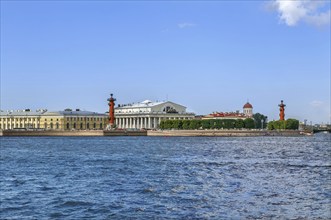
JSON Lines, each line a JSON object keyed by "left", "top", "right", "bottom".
{"left": 116, "top": 100, "right": 185, "bottom": 109}
{"left": 0, "top": 109, "right": 107, "bottom": 117}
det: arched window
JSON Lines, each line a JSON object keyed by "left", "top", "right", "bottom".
{"left": 87, "top": 123, "right": 89, "bottom": 129}
{"left": 93, "top": 123, "right": 96, "bottom": 129}
{"left": 100, "top": 123, "right": 103, "bottom": 129}
{"left": 73, "top": 123, "right": 76, "bottom": 129}
{"left": 80, "top": 123, "right": 83, "bottom": 129}
{"left": 56, "top": 123, "right": 59, "bottom": 129}
{"left": 50, "top": 123, "right": 53, "bottom": 129}
{"left": 66, "top": 123, "right": 70, "bottom": 130}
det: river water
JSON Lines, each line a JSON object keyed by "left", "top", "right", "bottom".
{"left": 1, "top": 134, "right": 330, "bottom": 219}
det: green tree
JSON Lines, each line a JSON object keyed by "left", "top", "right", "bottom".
{"left": 267, "top": 121, "right": 274, "bottom": 130}
{"left": 268, "top": 119, "right": 299, "bottom": 130}
{"left": 244, "top": 118, "right": 255, "bottom": 129}
{"left": 235, "top": 119, "right": 244, "bottom": 129}
{"left": 253, "top": 113, "right": 268, "bottom": 129}
{"left": 286, "top": 119, "right": 299, "bottom": 130}
{"left": 159, "top": 121, "right": 165, "bottom": 129}
{"left": 223, "top": 119, "right": 236, "bottom": 129}
{"left": 213, "top": 120, "right": 222, "bottom": 129}
{"left": 182, "top": 120, "right": 190, "bottom": 129}
{"left": 172, "top": 120, "right": 183, "bottom": 130}
{"left": 201, "top": 120, "right": 212, "bottom": 129}
{"left": 189, "top": 120, "right": 201, "bottom": 129}
{"left": 164, "top": 120, "right": 174, "bottom": 129}
{"left": 272, "top": 120, "right": 286, "bottom": 130}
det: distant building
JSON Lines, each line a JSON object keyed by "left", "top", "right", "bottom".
{"left": 0, "top": 109, "right": 108, "bottom": 130}
{"left": 203, "top": 102, "right": 253, "bottom": 120}
{"left": 114, "top": 100, "right": 195, "bottom": 129}
{"left": 243, "top": 102, "right": 253, "bottom": 117}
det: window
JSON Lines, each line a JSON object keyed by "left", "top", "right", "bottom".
{"left": 93, "top": 123, "right": 96, "bottom": 129}
{"left": 100, "top": 123, "right": 103, "bottom": 129}
{"left": 87, "top": 123, "right": 90, "bottom": 129}
{"left": 44, "top": 122, "right": 47, "bottom": 128}
{"left": 80, "top": 123, "right": 83, "bottom": 129}
{"left": 56, "top": 123, "right": 59, "bottom": 129}
{"left": 73, "top": 123, "right": 76, "bottom": 129}
{"left": 50, "top": 123, "right": 53, "bottom": 129}
{"left": 66, "top": 123, "right": 70, "bottom": 129}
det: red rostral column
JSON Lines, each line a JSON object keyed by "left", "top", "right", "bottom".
{"left": 278, "top": 100, "right": 286, "bottom": 121}
{"left": 107, "top": 93, "right": 116, "bottom": 126}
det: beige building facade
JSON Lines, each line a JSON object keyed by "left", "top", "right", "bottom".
{"left": 0, "top": 109, "right": 108, "bottom": 130}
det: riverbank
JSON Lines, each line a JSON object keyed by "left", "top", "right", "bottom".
{"left": 0, "top": 130, "right": 147, "bottom": 137}
{"left": 0, "top": 129, "right": 304, "bottom": 137}
{"left": 147, "top": 130, "right": 302, "bottom": 137}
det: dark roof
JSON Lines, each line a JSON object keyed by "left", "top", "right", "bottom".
{"left": 243, "top": 102, "right": 253, "bottom": 108}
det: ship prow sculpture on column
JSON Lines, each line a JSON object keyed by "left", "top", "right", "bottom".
{"left": 106, "top": 93, "right": 117, "bottom": 130}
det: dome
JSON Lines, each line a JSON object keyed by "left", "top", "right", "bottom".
{"left": 243, "top": 102, "right": 253, "bottom": 109}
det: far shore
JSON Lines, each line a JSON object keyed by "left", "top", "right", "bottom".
{"left": 0, "top": 129, "right": 308, "bottom": 137}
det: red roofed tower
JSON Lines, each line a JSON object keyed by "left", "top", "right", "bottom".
{"left": 243, "top": 102, "right": 253, "bottom": 117}
{"left": 279, "top": 100, "right": 286, "bottom": 121}
{"left": 107, "top": 94, "right": 116, "bottom": 126}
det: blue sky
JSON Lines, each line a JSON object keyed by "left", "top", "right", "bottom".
{"left": 1, "top": 1, "right": 330, "bottom": 124}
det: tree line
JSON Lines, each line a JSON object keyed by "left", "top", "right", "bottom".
{"left": 159, "top": 114, "right": 299, "bottom": 130}
{"left": 159, "top": 118, "right": 256, "bottom": 130}
{"left": 267, "top": 119, "right": 299, "bottom": 130}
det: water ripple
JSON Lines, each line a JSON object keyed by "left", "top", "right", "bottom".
{"left": 0, "top": 134, "right": 330, "bottom": 219}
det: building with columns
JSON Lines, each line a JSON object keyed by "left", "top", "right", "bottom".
{"left": 0, "top": 109, "right": 108, "bottom": 130}
{"left": 114, "top": 100, "right": 195, "bottom": 129}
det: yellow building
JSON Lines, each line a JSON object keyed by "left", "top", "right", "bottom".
{"left": 0, "top": 109, "right": 108, "bottom": 130}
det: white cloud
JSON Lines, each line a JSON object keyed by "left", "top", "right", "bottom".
{"left": 270, "top": 0, "right": 330, "bottom": 26}
{"left": 306, "top": 9, "right": 331, "bottom": 26}
{"left": 177, "top": 22, "right": 196, "bottom": 29}
{"left": 310, "top": 100, "right": 324, "bottom": 107}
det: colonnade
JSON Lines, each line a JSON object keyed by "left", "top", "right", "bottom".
{"left": 0, "top": 117, "right": 42, "bottom": 130}
{"left": 115, "top": 116, "right": 191, "bottom": 129}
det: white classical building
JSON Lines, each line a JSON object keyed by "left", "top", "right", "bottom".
{"left": 114, "top": 100, "right": 195, "bottom": 129}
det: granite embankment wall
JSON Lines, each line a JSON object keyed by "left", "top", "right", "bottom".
{"left": 1, "top": 130, "right": 104, "bottom": 136}
{"left": 103, "top": 130, "right": 147, "bottom": 136}
{"left": 147, "top": 130, "right": 302, "bottom": 137}
{"left": 0, "top": 130, "right": 147, "bottom": 137}
{"left": 0, "top": 130, "right": 301, "bottom": 137}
